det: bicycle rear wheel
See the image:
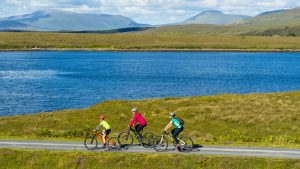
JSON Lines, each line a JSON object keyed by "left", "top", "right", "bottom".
{"left": 84, "top": 134, "right": 98, "bottom": 150}
{"left": 179, "top": 137, "right": 194, "bottom": 152}
{"left": 142, "top": 132, "right": 155, "bottom": 148}
{"left": 154, "top": 135, "right": 168, "bottom": 152}
{"left": 118, "top": 132, "right": 134, "bottom": 148}
{"left": 107, "top": 137, "right": 121, "bottom": 150}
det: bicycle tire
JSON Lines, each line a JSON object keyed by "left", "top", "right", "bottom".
{"left": 118, "top": 131, "right": 134, "bottom": 148}
{"left": 107, "top": 136, "right": 121, "bottom": 150}
{"left": 179, "top": 137, "right": 194, "bottom": 152}
{"left": 154, "top": 135, "right": 168, "bottom": 152}
{"left": 142, "top": 132, "right": 156, "bottom": 148}
{"left": 84, "top": 134, "right": 98, "bottom": 150}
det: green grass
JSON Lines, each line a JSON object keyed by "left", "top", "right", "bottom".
{"left": 1, "top": 91, "right": 300, "bottom": 147}
{"left": 0, "top": 149, "right": 300, "bottom": 169}
{"left": 1, "top": 32, "right": 300, "bottom": 50}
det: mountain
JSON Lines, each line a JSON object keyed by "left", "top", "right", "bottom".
{"left": 182, "top": 11, "right": 250, "bottom": 25}
{"left": 0, "top": 9, "right": 148, "bottom": 31}
{"left": 240, "top": 7, "right": 300, "bottom": 27}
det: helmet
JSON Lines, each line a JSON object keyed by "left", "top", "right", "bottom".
{"left": 132, "top": 108, "right": 138, "bottom": 112}
{"left": 99, "top": 115, "right": 105, "bottom": 120}
{"left": 169, "top": 112, "right": 176, "bottom": 117}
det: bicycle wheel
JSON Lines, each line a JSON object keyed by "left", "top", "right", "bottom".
{"left": 154, "top": 135, "right": 168, "bottom": 152}
{"left": 118, "top": 132, "right": 134, "bottom": 148}
{"left": 107, "top": 137, "right": 121, "bottom": 150}
{"left": 84, "top": 134, "right": 98, "bottom": 150}
{"left": 179, "top": 137, "right": 194, "bottom": 152}
{"left": 142, "top": 132, "right": 156, "bottom": 148}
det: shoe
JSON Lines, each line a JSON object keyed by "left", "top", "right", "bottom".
{"left": 176, "top": 144, "right": 182, "bottom": 152}
{"left": 101, "top": 144, "right": 107, "bottom": 149}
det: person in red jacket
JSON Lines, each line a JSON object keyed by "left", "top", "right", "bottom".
{"left": 129, "top": 108, "right": 147, "bottom": 141}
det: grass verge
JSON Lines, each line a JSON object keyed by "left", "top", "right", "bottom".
{"left": 0, "top": 148, "right": 300, "bottom": 169}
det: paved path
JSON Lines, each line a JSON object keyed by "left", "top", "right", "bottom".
{"left": 1, "top": 140, "right": 300, "bottom": 159}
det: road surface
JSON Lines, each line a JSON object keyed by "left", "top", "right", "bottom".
{"left": 1, "top": 140, "right": 300, "bottom": 159}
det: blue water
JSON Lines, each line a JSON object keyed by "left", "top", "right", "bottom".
{"left": 0, "top": 51, "right": 300, "bottom": 116}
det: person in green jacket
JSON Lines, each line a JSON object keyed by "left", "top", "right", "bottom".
{"left": 95, "top": 115, "right": 111, "bottom": 148}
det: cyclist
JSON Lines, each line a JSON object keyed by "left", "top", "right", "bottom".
{"left": 95, "top": 115, "right": 111, "bottom": 148}
{"left": 163, "top": 112, "right": 183, "bottom": 151}
{"left": 129, "top": 108, "right": 147, "bottom": 141}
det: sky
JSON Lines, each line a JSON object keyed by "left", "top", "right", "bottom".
{"left": 1, "top": 0, "right": 300, "bottom": 24}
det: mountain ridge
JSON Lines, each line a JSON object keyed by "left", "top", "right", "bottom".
{"left": 0, "top": 9, "right": 149, "bottom": 31}
{"left": 182, "top": 11, "right": 250, "bottom": 25}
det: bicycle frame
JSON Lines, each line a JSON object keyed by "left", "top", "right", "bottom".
{"left": 92, "top": 130, "right": 108, "bottom": 143}
{"left": 159, "top": 132, "right": 185, "bottom": 146}
{"left": 127, "top": 127, "right": 142, "bottom": 140}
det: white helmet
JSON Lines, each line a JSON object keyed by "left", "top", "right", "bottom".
{"left": 132, "top": 108, "right": 138, "bottom": 112}
{"left": 169, "top": 112, "right": 176, "bottom": 117}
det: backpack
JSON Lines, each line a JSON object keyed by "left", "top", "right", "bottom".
{"left": 175, "top": 117, "right": 184, "bottom": 125}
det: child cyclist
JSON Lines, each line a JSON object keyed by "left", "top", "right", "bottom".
{"left": 94, "top": 115, "right": 111, "bottom": 148}
{"left": 129, "top": 108, "right": 147, "bottom": 141}
{"left": 163, "top": 112, "right": 184, "bottom": 151}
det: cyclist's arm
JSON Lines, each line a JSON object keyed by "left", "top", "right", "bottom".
{"left": 163, "top": 121, "right": 173, "bottom": 131}
{"left": 95, "top": 125, "right": 101, "bottom": 130}
{"left": 129, "top": 114, "right": 138, "bottom": 127}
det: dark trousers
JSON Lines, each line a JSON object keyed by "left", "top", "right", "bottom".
{"left": 171, "top": 127, "right": 184, "bottom": 144}
{"left": 135, "top": 124, "right": 146, "bottom": 139}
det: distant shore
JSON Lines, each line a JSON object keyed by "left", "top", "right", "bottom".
{"left": 1, "top": 48, "right": 300, "bottom": 52}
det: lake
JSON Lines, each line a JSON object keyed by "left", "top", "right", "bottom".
{"left": 0, "top": 51, "right": 300, "bottom": 116}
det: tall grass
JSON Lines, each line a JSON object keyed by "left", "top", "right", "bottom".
{"left": 0, "top": 91, "right": 300, "bottom": 146}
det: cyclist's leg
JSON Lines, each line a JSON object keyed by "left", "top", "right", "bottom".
{"left": 103, "top": 129, "right": 111, "bottom": 144}
{"left": 136, "top": 124, "right": 146, "bottom": 139}
{"left": 172, "top": 127, "right": 183, "bottom": 144}
{"left": 134, "top": 124, "right": 140, "bottom": 132}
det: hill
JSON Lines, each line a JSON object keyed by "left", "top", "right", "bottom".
{"left": 182, "top": 11, "right": 250, "bottom": 25}
{"left": 240, "top": 7, "right": 300, "bottom": 27}
{"left": 0, "top": 9, "right": 148, "bottom": 31}
{"left": 144, "top": 7, "right": 300, "bottom": 37}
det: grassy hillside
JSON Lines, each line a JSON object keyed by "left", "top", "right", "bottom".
{"left": 1, "top": 32, "right": 300, "bottom": 50}
{"left": 241, "top": 7, "right": 300, "bottom": 27}
{"left": 242, "top": 26, "right": 300, "bottom": 37}
{"left": 1, "top": 149, "right": 300, "bottom": 169}
{"left": 1, "top": 91, "right": 300, "bottom": 146}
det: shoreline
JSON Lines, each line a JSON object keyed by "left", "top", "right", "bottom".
{"left": 1, "top": 48, "right": 300, "bottom": 52}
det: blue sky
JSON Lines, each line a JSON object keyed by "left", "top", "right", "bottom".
{"left": 1, "top": 0, "right": 300, "bottom": 24}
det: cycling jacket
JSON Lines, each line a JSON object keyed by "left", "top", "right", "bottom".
{"left": 129, "top": 112, "right": 147, "bottom": 126}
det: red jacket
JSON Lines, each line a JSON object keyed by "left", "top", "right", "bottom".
{"left": 129, "top": 112, "right": 147, "bottom": 126}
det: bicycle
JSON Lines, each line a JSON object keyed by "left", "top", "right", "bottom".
{"left": 84, "top": 130, "right": 120, "bottom": 150}
{"left": 154, "top": 131, "right": 193, "bottom": 152}
{"left": 118, "top": 127, "right": 155, "bottom": 149}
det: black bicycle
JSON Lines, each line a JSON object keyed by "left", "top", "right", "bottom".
{"left": 154, "top": 131, "right": 193, "bottom": 152}
{"left": 118, "top": 127, "right": 155, "bottom": 148}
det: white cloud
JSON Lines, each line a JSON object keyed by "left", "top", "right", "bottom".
{"left": 0, "top": 0, "right": 300, "bottom": 24}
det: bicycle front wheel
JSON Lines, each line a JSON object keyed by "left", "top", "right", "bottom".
{"left": 84, "top": 135, "right": 98, "bottom": 150}
{"left": 180, "top": 137, "right": 194, "bottom": 152}
{"left": 107, "top": 137, "right": 121, "bottom": 150}
{"left": 142, "top": 132, "right": 156, "bottom": 148}
{"left": 154, "top": 136, "right": 168, "bottom": 152}
{"left": 118, "top": 132, "right": 134, "bottom": 148}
